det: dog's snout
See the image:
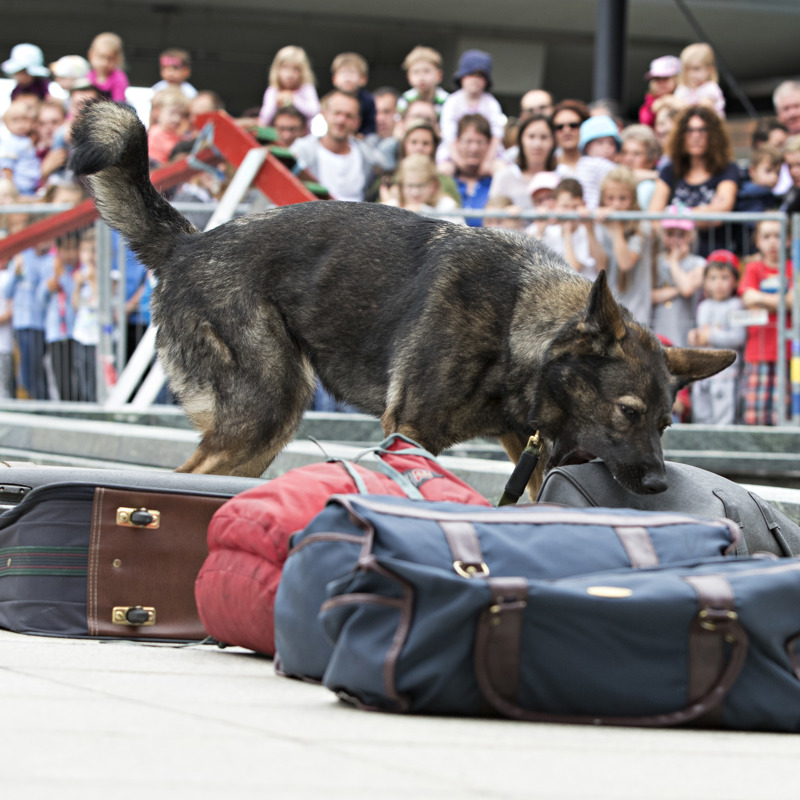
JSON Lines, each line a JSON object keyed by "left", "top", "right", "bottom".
{"left": 640, "top": 472, "right": 668, "bottom": 494}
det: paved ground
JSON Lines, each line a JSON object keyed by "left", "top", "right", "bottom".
{"left": 2, "top": 629, "right": 798, "bottom": 800}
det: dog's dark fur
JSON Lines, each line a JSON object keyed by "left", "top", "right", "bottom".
{"left": 70, "top": 100, "right": 735, "bottom": 494}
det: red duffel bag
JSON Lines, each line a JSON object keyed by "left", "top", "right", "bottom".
{"left": 194, "top": 434, "right": 489, "bottom": 654}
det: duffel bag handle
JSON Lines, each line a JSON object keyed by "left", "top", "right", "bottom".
{"left": 473, "top": 576, "right": 748, "bottom": 728}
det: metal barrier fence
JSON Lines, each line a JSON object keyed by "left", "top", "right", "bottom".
{"left": 1, "top": 201, "right": 798, "bottom": 424}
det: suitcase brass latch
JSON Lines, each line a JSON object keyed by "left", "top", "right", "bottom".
{"left": 116, "top": 507, "right": 161, "bottom": 528}
{"left": 112, "top": 606, "right": 156, "bottom": 626}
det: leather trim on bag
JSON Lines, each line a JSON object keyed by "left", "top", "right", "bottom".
{"left": 614, "top": 526, "right": 659, "bottom": 568}
{"left": 684, "top": 574, "right": 736, "bottom": 727}
{"left": 473, "top": 575, "right": 749, "bottom": 727}
{"left": 477, "top": 577, "right": 528, "bottom": 705}
{"left": 438, "top": 520, "right": 487, "bottom": 576}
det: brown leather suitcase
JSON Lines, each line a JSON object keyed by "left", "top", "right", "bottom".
{"left": 0, "top": 466, "right": 261, "bottom": 641}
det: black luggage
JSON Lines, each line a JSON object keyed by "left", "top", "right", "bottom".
{"left": 0, "top": 465, "right": 261, "bottom": 640}
{"left": 537, "top": 460, "right": 800, "bottom": 557}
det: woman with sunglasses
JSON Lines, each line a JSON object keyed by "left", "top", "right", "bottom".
{"left": 648, "top": 105, "right": 739, "bottom": 256}
{"left": 551, "top": 99, "right": 589, "bottom": 176}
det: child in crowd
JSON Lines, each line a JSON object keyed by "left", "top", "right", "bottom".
{"left": 37, "top": 182, "right": 85, "bottom": 401}
{"left": 483, "top": 196, "right": 524, "bottom": 231}
{"left": 638, "top": 55, "right": 680, "bottom": 128}
{"left": 674, "top": 43, "right": 725, "bottom": 119}
{"left": 735, "top": 145, "right": 782, "bottom": 253}
{"left": 384, "top": 153, "right": 464, "bottom": 224}
{"left": 258, "top": 46, "right": 320, "bottom": 129}
{"left": 331, "top": 52, "right": 375, "bottom": 136}
{"left": 687, "top": 250, "right": 745, "bottom": 425}
{"left": 396, "top": 46, "right": 449, "bottom": 119}
{"left": 0, "top": 99, "right": 41, "bottom": 196}
{"left": 541, "top": 178, "right": 604, "bottom": 280}
{"left": 595, "top": 166, "right": 651, "bottom": 327}
{"left": 5, "top": 212, "right": 49, "bottom": 399}
{"left": 39, "top": 233, "right": 79, "bottom": 401}
{"left": 739, "top": 219, "right": 793, "bottom": 426}
{"left": 438, "top": 50, "right": 505, "bottom": 174}
{"left": 151, "top": 48, "right": 197, "bottom": 99}
{"left": 651, "top": 207, "right": 706, "bottom": 347}
{"left": 619, "top": 124, "right": 661, "bottom": 210}
{"left": 574, "top": 115, "right": 620, "bottom": 209}
{"left": 652, "top": 98, "right": 680, "bottom": 164}
{"left": 36, "top": 99, "right": 67, "bottom": 161}
{"left": 524, "top": 170, "right": 559, "bottom": 239}
{"left": 71, "top": 228, "right": 99, "bottom": 402}
{"left": 2, "top": 44, "right": 51, "bottom": 101}
{"left": 49, "top": 55, "right": 91, "bottom": 96}
{"left": 87, "top": 32, "right": 129, "bottom": 103}
{"left": 148, "top": 88, "right": 191, "bottom": 165}
{"left": 0, "top": 178, "right": 21, "bottom": 237}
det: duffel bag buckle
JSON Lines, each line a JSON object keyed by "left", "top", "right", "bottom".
{"left": 698, "top": 608, "right": 738, "bottom": 631}
{"left": 453, "top": 560, "right": 490, "bottom": 578}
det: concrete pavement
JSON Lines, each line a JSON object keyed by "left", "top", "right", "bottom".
{"left": 2, "top": 628, "right": 799, "bottom": 800}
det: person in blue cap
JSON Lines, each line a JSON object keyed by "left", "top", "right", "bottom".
{"left": 573, "top": 114, "right": 621, "bottom": 209}
{"left": 437, "top": 49, "right": 506, "bottom": 177}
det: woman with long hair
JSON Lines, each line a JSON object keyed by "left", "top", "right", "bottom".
{"left": 489, "top": 113, "right": 556, "bottom": 208}
{"left": 648, "top": 105, "right": 739, "bottom": 256}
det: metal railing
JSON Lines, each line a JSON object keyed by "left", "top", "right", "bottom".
{"left": 3, "top": 201, "right": 798, "bottom": 424}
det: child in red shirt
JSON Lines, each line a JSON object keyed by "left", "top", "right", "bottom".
{"left": 739, "top": 219, "right": 793, "bottom": 425}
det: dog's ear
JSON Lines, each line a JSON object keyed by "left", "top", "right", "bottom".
{"left": 665, "top": 347, "right": 737, "bottom": 389}
{"left": 576, "top": 271, "right": 626, "bottom": 350}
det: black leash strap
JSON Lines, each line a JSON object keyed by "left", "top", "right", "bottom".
{"left": 498, "top": 433, "right": 541, "bottom": 506}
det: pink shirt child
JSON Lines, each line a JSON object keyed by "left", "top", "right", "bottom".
{"left": 88, "top": 68, "right": 129, "bottom": 103}
{"left": 258, "top": 84, "right": 320, "bottom": 128}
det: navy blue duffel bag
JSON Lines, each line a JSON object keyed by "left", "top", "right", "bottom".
{"left": 274, "top": 494, "right": 741, "bottom": 683}
{"left": 319, "top": 542, "right": 800, "bottom": 731}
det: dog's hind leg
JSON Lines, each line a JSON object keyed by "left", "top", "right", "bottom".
{"left": 172, "top": 331, "right": 317, "bottom": 477}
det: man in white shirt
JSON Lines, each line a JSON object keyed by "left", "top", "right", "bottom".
{"left": 291, "top": 90, "right": 387, "bottom": 201}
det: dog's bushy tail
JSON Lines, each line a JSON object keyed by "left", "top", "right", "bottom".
{"left": 70, "top": 99, "right": 198, "bottom": 274}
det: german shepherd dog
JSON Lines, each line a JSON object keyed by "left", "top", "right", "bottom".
{"left": 70, "top": 101, "right": 734, "bottom": 494}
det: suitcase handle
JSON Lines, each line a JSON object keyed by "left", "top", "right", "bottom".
{"left": 473, "top": 578, "right": 749, "bottom": 728}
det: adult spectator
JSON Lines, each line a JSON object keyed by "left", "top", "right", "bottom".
{"left": 772, "top": 81, "right": 800, "bottom": 195}
{"left": 489, "top": 113, "right": 556, "bottom": 209}
{"left": 451, "top": 113, "right": 496, "bottom": 227}
{"left": 619, "top": 123, "right": 661, "bottom": 210}
{"left": 519, "top": 89, "right": 554, "bottom": 118}
{"left": 366, "top": 86, "right": 400, "bottom": 170}
{"left": 39, "top": 79, "right": 108, "bottom": 184}
{"left": 649, "top": 105, "right": 739, "bottom": 257}
{"left": 551, "top": 99, "right": 589, "bottom": 176}
{"left": 272, "top": 106, "right": 307, "bottom": 149}
{"left": 752, "top": 117, "right": 788, "bottom": 152}
{"left": 290, "top": 90, "right": 387, "bottom": 201}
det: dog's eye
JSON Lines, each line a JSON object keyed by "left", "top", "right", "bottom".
{"left": 618, "top": 404, "right": 639, "bottom": 422}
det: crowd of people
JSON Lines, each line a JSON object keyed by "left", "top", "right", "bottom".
{"left": 0, "top": 34, "right": 799, "bottom": 426}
